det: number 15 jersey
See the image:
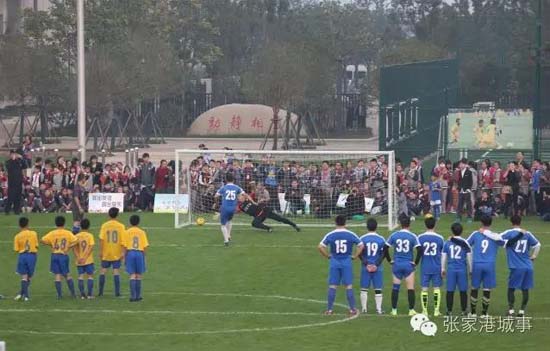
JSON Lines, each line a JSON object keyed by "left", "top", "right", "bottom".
{"left": 320, "top": 229, "right": 363, "bottom": 262}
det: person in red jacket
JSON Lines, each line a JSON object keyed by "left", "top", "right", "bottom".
{"left": 155, "top": 160, "right": 171, "bottom": 194}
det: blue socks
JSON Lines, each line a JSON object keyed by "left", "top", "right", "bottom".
{"left": 346, "top": 289, "right": 356, "bottom": 310}
{"left": 67, "top": 278, "right": 76, "bottom": 297}
{"left": 327, "top": 287, "right": 337, "bottom": 311}
{"left": 55, "top": 281, "right": 62, "bottom": 298}
{"left": 87, "top": 279, "right": 94, "bottom": 296}
{"left": 136, "top": 280, "right": 142, "bottom": 299}
{"left": 114, "top": 275, "right": 121, "bottom": 296}
{"left": 130, "top": 279, "right": 137, "bottom": 300}
{"left": 78, "top": 279, "right": 85, "bottom": 296}
{"left": 99, "top": 274, "right": 105, "bottom": 295}
{"left": 21, "top": 280, "right": 29, "bottom": 298}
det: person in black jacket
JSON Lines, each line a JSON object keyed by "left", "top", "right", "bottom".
{"left": 5, "top": 150, "right": 26, "bottom": 215}
{"left": 239, "top": 195, "right": 300, "bottom": 232}
{"left": 456, "top": 158, "right": 473, "bottom": 222}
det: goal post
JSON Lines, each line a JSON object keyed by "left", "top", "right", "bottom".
{"left": 174, "top": 149, "right": 398, "bottom": 230}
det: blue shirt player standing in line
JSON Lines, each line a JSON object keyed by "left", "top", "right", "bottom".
{"left": 215, "top": 173, "right": 247, "bottom": 247}
{"left": 318, "top": 215, "right": 364, "bottom": 316}
{"left": 467, "top": 214, "right": 504, "bottom": 316}
{"left": 483, "top": 215, "right": 541, "bottom": 317}
{"left": 386, "top": 215, "right": 423, "bottom": 316}
{"left": 418, "top": 215, "right": 445, "bottom": 316}
{"left": 358, "top": 218, "right": 390, "bottom": 314}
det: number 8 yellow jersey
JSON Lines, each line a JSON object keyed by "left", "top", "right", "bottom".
{"left": 99, "top": 219, "right": 126, "bottom": 261}
{"left": 123, "top": 227, "right": 149, "bottom": 252}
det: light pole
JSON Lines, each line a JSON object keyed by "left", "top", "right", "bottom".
{"left": 77, "top": 0, "right": 86, "bottom": 162}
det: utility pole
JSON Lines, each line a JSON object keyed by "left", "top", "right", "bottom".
{"left": 534, "top": 0, "right": 542, "bottom": 159}
{"left": 77, "top": 0, "right": 86, "bottom": 161}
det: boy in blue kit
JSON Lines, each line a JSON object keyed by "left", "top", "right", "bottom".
{"left": 359, "top": 218, "right": 390, "bottom": 314}
{"left": 215, "top": 173, "right": 247, "bottom": 246}
{"left": 318, "top": 215, "right": 364, "bottom": 316}
{"left": 442, "top": 223, "right": 472, "bottom": 315}
{"left": 13, "top": 217, "right": 39, "bottom": 301}
{"left": 418, "top": 216, "right": 445, "bottom": 316}
{"left": 386, "top": 215, "right": 423, "bottom": 316}
{"left": 429, "top": 175, "right": 442, "bottom": 219}
{"left": 467, "top": 215, "right": 503, "bottom": 316}
{"left": 482, "top": 215, "right": 541, "bottom": 317}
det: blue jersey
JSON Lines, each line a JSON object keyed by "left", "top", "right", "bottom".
{"left": 418, "top": 231, "right": 444, "bottom": 274}
{"left": 429, "top": 181, "right": 441, "bottom": 202}
{"left": 386, "top": 230, "right": 420, "bottom": 263}
{"left": 359, "top": 233, "right": 386, "bottom": 266}
{"left": 501, "top": 229, "right": 540, "bottom": 270}
{"left": 217, "top": 183, "right": 243, "bottom": 210}
{"left": 443, "top": 238, "right": 471, "bottom": 271}
{"left": 320, "top": 229, "right": 363, "bottom": 262}
{"left": 467, "top": 230, "right": 503, "bottom": 264}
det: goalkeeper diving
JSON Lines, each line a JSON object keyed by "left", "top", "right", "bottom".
{"left": 238, "top": 194, "right": 301, "bottom": 233}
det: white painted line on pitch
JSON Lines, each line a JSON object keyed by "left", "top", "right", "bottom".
{"left": 0, "top": 308, "right": 322, "bottom": 316}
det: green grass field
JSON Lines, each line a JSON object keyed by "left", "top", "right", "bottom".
{"left": 0, "top": 213, "right": 548, "bottom": 351}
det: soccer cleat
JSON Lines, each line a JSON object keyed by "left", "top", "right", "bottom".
{"left": 224, "top": 241, "right": 230, "bottom": 247}
{"left": 468, "top": 312, "right": 477, "bottom": 318}
{"left": 294, "top": 226, "right": 301, "bottom": 232}
{"left": 507, "top": 310, "right": 515, "bottom": 317}
{"left": 434, "top": 310, "right": 441, "bottom": 317}
{"left": 87, "top": 296, "right": 95, "bottom": 300}
{"left": 323, "top": 310, "right": 334, "bottom": 315}
{"left": 518, "top": 310, "right": 525, "bottom": 317}
{"left": 129, "top": 298, "right": 136, "bottom": 302}
{"left": 461, "top": 311, "right": 468, "bottom": 316}
{"left": 267, "top": 228, "right": 273, "bottom": 233}
{"left": 14, "top": 294, "right": 22, "bottom": 301}
{"left": 361, "top": 309, "right": 367, "bottom": 314}
{"left": 408, "top": 309, "right": 418, "bottom": 316}
{"left": 391, "top": 309, "right": 398, "bottom": 316}
{"left": 80, "top": 295, "right": 86, "bottom": 300}
{"left": 349, "top": 309, "right": 359, "bottom": 317}
{"left": 23, "top": 297, "right": 29, "bottom": 302}
{"left": 376, "top": 310, "right": 385, "bottom": 315}
{"left": 422, "top": 309, "right": 428, "bottom": 316}
{"left": 480, "top": 313, "right": 489, "bottom": 319}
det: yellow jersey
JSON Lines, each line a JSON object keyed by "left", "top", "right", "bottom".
{"left": 41, "top": 229, "right": 78, "bottom": 255}
{"left": 99, "top": 219, "right": 126, "bottom": 261}
{"left": 13, "top": 229, "right": 39, "bottom": 254}
{"left": 123, "top": 227, "right": 149, "bottom": 252}
{"left": 74, "top": 231, "right": 95, "bottom": 266}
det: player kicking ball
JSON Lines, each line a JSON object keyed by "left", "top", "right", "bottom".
{"left": 214, "top": 173, "right": 246, "bottom": 246}
{"left": 238, "top": 194, "right": 300, "bottom": 233}
{"left": 358, "top": 218, "right": 390, "bottom": 314}
{"left": 318, "top": 215, "right": 364, "bottom": 316}
{"left": 386, "top": 215, "right": 423, "bottom": 316}
{"left": 13, "top": 217, "right": 39, "bottom": 301}
{"left": 122, "top": 215, "right": 149, "bottom": 302}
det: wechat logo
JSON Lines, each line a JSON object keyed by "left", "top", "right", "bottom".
{"left": 410, "top": 313, "right": 438, "bottom": 336}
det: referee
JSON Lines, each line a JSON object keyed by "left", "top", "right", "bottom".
{"left": 5, "top": 150, "right": 25, "bottom": 215}
{"left": 238, "top": 195, "right": 300, "bottom": 232}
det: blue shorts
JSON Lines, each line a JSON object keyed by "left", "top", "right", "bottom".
{"left": 392, "top": 262, "right": 415, "bottom": 280}
{"left": 16, "top": 253, "right": 37, "bottom": 277}
{"left": 421, "top": 272, "right": 443, "bottom": 288}
{"left": 471, "top": 262, "right": 496, "bottom": 289}
{"left": 328, "top": 259, "right": 354, "bottom": 286}
{"left": 220, "top": 208, "right": 235, "bottom": 225}
{"left": 360, "top": 267, "right": 383, "bottom": 289}
{"left": 50, "top": 254, "right": 70, "bottom": 275}
{"left": 77, "top": 263, "right": 95, "bottom": 275}
{"left": 101, "top": 260, "right": 122, "bottom": 269}
{"left": 508, "top": 268, "right": 534, "bottom": 290}
{"left": 446, "top": 270, "right": 468, "bottom": 292}
{"left": 125, "top": 250, "right": 146, "bottom": 275}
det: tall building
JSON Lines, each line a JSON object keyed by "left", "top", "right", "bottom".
{"left": 0, "top": 0, "right": 51, "bottom": 34}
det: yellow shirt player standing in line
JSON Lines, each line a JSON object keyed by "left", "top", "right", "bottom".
{"left": 474, "top": 119, "right": 485, "bottom": 148}
{"left": 41, "top": 216, "right": 78, "bottom": 299}
{"left": 99, "top": 207, "right": 126, "bottom": 297}
{"left": 122, "top": 215, "right": 149, "bottom": 302}
{"left": 74, "top": 218, "right": 96, "bottom": 299}
{"left": 13, "top": 217, "right": 39, "bottom": 301}
{"left": 481, "top": 118, "right": 499, "bottom": 149}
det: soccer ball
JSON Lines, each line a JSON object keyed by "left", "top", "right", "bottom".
{"left": 196, "top": 217, "right": 206, "bottom": 226}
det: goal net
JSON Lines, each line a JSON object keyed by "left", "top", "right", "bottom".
{"left": 174, "top": 149, "right": 397, "bottom": 229}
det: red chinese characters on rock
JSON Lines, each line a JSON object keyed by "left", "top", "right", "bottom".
{"left": 230, "top": 115, "right": 241, "bottom": 131}
{"left": 251, "top": 117, "right": 264, "bottom": 131}
{"left": 208, "top": 116, "right": 221, "bottom": 131}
